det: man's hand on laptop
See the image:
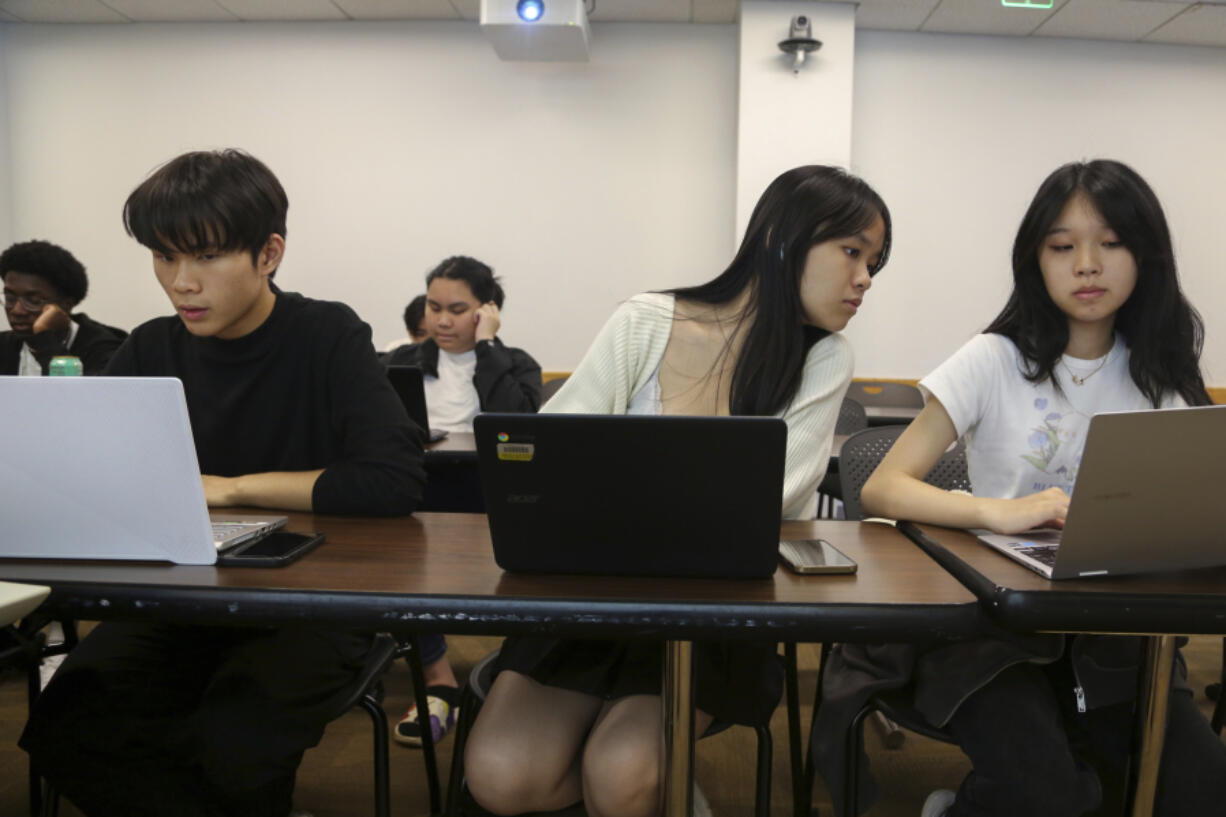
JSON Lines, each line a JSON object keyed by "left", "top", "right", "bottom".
{"left": 978, "top": 487, "right": 1069, "bottom": 535}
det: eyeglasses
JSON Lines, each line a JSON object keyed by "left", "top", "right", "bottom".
{"left": 3, "top": 290, "right": 55, "bottom": 311}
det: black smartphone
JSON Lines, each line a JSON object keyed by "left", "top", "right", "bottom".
{"left": 778, "top": 539, "right": 858, "bottom": 574}
{"left": 216, "top": 531, "right": 325, "bottom": 567}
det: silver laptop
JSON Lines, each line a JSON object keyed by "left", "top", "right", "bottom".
{"left": 974, "top": 405, "right": 1226, "bottom": 580}
{"left": 0, "top": 377, "right": 286, "bottom": 565}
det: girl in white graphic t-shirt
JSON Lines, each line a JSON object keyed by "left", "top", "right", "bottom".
{"left": 817, "top": 160, "right": 1222, "bottom": 817}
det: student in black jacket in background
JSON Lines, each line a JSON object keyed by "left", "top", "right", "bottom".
{"left": 1, "top": 240, "right": 126, "bottom": 375}
{"left": 384, "top": 255, "right": 541, "bottom": 747}
{"left": 385, "top": 255, "right": 542, "bottom": 431}
{"left": 21, "top": 149, "right": 425, "bottom": 817}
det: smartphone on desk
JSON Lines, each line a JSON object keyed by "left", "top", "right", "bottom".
{"left": 217, "top": 531, "right": 325, "bottom": 567}
{"left": 779, "top": 539, "right": 857, "bottom": 574}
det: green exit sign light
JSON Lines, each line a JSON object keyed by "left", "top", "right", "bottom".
{"left": 1002, "top": 0, "right": 1054, "bottom": 7}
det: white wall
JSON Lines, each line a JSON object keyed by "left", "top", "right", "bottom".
{"left": 846, "top": 31, "right": 1226, "bottom": 386}
{"left": 3, "top": 21, "right": 738, "bottom": 369}
{"left": 4, "top": 22, "right": 1225, "bottom": 385}
{"left": 0, "top": 25, "right": 13, "bottom": 247}
{"left": 736, "top": 1, "right": 855, "bottom": 237}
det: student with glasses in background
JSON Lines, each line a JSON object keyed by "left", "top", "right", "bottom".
{"left": 1, "top": 240, "right": 127, "bottom": 375}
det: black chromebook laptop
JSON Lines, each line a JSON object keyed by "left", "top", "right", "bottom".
{"left": 474, "top": 413, "right": 786, "bottom": 579}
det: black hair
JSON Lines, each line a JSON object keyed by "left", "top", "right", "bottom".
{"left": 668, "top": 165, "right": 891, "bottom": 417}
{"left": 123, "top": 149, "right": 288, "bottom": 274}
{"left": 985, "top": 159, "right": 1209, "bottom": 407}
{"left": 425, "top": 256, "right": 504, "bottom": 308}
{"left": 403, "top": 294, "right": 427, "bottom": 336}
{"left": 0, "top": 240, "right": 88, "bottom": 305}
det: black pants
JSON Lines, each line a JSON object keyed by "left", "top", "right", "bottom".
{"left": 20, "top": 621, "right": 374, "bottom": 817}
{"left": 946, "top": 660, "right": 1226, "bottom": 817}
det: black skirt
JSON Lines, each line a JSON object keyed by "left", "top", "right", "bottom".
{"left": 494, "top": 636, "right": 782, "bottom": 727}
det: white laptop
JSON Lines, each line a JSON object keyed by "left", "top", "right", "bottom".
{"left": 0, "top": 377, "right": 286, "bottom": 565}
{"left": 974, "top": 405, "right": 1226, "bottom": 580}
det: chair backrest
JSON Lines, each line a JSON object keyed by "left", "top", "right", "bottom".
{"left": 838, "top": 425, "right": 971, "bottom": 521}
{"left": 847, "top": 381, "right": 924, "bottom": 410}
{"left": 540, "top": 376, "right": 569, "bottom": 405}
{"left": 835, "top": 397, "right": 868, "bottom": 435}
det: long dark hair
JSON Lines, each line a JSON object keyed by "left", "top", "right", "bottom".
{"left": 986, "top": 159, "right": 1208, "bottom": 407}
{"left": 668, "top": 165, "right": 891, "bottom": 417}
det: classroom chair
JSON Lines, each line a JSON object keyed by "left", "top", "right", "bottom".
{"left": 444, "top": 649, "right": 777, "bottom": 817}
{"left": 33, "top": 633, "right": 441, "bottom": 817}
{"left": 816, "top": 397, "right": 869, "bottom": 518}
{"left": 802, "top": 425, "right": 971, "bottom": 817}
{"left": 835, "top": 425, "right": 969, "bottom": 522}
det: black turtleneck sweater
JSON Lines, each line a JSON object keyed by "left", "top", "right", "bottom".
{"left": 105, "top": 288, "right": 424, "bottom": 516}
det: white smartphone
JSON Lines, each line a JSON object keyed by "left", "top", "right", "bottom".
{"left": 778, "top": 539, "right": 858, "bottom": 574}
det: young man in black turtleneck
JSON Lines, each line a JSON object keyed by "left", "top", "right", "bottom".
{"left": 21, "top": 149, "right": 426, "bottom": 817}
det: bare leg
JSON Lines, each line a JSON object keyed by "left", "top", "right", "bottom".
{"left": 583, "top": 695, "right": 714, "bottom": 817}
{"left": 465, "top": 670, "right": 604, "bottom": 815}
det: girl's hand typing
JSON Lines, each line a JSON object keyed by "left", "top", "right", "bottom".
{"left": 978, "top": 487, "right": 1070, "bottom": 534}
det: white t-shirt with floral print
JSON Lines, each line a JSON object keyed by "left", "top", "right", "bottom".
{"left": 920, "top": 333, "right": 1183, "bottom": 500}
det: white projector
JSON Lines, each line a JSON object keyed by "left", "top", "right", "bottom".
{"left": 480, "top": 0, "right": 591, "bottom": 62}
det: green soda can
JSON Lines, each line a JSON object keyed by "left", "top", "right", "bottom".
{"left": 49, "top": 355, "right": 84, "bottom": 376}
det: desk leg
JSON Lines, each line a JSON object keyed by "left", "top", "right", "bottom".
{"left": 1129, "top": 634, "right": 1175, "bottom": 817}
{"left": 662, "top": 639, "right": 695, "bottom": 817}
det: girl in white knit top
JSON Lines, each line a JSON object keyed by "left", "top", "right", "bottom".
{"left": 465, "top": 165, "right": 893, "bottom": 817}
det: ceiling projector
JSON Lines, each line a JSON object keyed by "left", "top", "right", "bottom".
{"left": 480, "top": 0, "right": 591, "bottom": 62}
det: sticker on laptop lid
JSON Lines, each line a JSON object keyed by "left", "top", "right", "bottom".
{"left": 497, "top": 440, "right": 535, "bottom": 462}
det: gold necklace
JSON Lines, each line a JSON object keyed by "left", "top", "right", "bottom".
{"left": 1062, "top": 351, "right": 1109, "bottom": 386}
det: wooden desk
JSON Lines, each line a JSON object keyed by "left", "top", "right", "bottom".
{"left": 424, "top": 431, "right": 476, "bottom": 463}
{"left": 2, "top": 515, "right": 981, "bottom": 817}
{"left": 900, "top": 522, "right": 1226, "bottom": 817}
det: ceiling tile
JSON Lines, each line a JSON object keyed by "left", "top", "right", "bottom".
{"left": 1145, "top": 3, "right": 1226, "bottom": 46}
{"left": 922, "top": 0, "right": 1070, "bottom": 36}
{"left": 0, "top": 0, "right": 129, "bottom": 22}
{"left": 215, "top": 0, "right": 349, "bottom": 21}
{"left": 103, "top": 0, "right": 238, "bottom": 21}
{"left": 852, "top": 0, "right": 940, "bottom": 31}
{"left": 588, "top": 0, "right": 690, "bottom": 23}
{"left": 0, "top": 7, "right": 19, "bottom": 20}
{"left": 692, "top": 0, "right": 738, "bottom": 24}
{"left": 1034, "top": 0, "right": 1188, "bottom": 42}
{"left": 331, "top": 0, "right": 460, "bottom": 19}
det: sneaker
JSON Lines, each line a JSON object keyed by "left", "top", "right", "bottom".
{"left": 394, "top": 686, "right": 459, "bottom": 747}
{"left": 921, "top": 789, "right": 956, "bottom": 817}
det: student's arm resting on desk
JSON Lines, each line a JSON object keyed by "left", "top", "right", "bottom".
{"left": 203, "top": 471, "right": 323, "bottom": 511}
{"left": 860, "top": 397, "right": 1069, "bottom": 533}
{"left": 474, "top": 339, "right": 542, "bottom": 413}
